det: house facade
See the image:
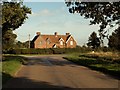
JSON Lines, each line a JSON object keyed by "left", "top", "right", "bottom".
{"left": 31, "top": 32, "right": 77, "bottom": 48}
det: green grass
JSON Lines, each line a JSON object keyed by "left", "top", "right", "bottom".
{"left": 90, "top": 64, "right": 120, "bottom": 71}
{"left": 2, "top": 55, "right": 26, "bottom": 84}
{"left": 64, "top": 52, "right": 120, "bottom": 79}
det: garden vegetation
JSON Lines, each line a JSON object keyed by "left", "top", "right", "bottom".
{"left": 64, "top": 51, "right": 120, "bottom": 79}
{"left": 2, "top": 55, "right": 27, "bottom": 84}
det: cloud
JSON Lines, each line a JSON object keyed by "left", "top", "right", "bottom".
{"left": 29, "top": 6, "right": 68, "bottom": 18}
{"left": 29, "top": 9, "right": 54, "bottom": 17}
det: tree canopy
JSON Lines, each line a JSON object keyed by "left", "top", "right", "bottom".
{"left": 87, "top": 32, "right": 100, "bottom": 49}
{"left": 2, "top": 30, "right": 17, "bottom": 50}
{"left": 15, "top": 40, "right": 30, "bottom": 49}
{"left": 2, "top": 1, "right": 31, "bottom": 35}
{"left": 2, "top": 1, "right": 31, "bottom": 50}
{"left": 108, "top": 27, "right": 120, "bottom": 50}
{"left": 65, "top": 1, "right": 120, "bottom": 46}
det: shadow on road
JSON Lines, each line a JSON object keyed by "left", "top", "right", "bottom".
{"left": 3, "top": 76, "right": 119, "bottom": 90}
{"left": 24, "top": 57, "right": 76, "bottom": 67}
{"left": 2, "top": 72, "right": 13, "bottom": 85}
{"left": 23, "top": 56, "right": 120, "bottom": 80}
{"left": 2, "top": 76, "right": 72, "bottom": 89}
{"left": 2, "top": 55, "right": 119, "bottom": 90}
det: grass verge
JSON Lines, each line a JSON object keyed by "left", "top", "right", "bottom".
{"left": 2, "top": 55, "right": 27, "bottom": 84}
{"left": 63, "top": 52, "right": 120, "bottom": 79}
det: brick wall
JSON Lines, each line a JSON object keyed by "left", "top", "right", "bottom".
{"left": 33, "top": 33, "right": 77, "bottom": 48}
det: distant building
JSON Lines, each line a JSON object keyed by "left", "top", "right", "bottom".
{"left": 31, "top": 32, "right": 77, "bottom": 48}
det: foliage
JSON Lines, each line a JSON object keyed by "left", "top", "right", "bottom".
{"left": 2, "top": 30, "right": 17, "bottom": 50}
{"left": 2, "top": 56, "right": 22, "bottom": 75}
{"left": 3, "top": 46, "right": 119, "bottom": 54}
{"left": 2, "top": 1, "right": 31, "bottom": 34}
{"left": 2, "top": 55, "right": 24, "bottom": 84}
{"left": 64, "top": 52, "right": 120, "bottom": 78}
{"left": 3, "top": 47, "right": 92, "bottom": 54}
{"left": 108, "top": 27, "right": 120, "bottom": 50}
{"left": 87, "top": 32, "right": 100, "bottom": 49}
{"left": 15, "top": 40, "right": 30, "bottom": 49}
{"left": 84, "top": 51, "right": 120, "bottom": 63}
{"left": 2, "top": 1, "right": 31, "bottom": 50}
{"left": 65, "top": 1, "right": 120, "bottom": 46}
{"left": 15, "top": 41, "right": 24, "bottom": 48}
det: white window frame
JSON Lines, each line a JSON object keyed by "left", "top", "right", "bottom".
{"left": 53, "top": 45, "right": 57, "bottom": 48}
{"left": 60, "top": 41, "right": 63, "bottom": 45}
{"left": 70, "top": 41, "right": 73, "bottom": 45}
{"left": 39, "top": 41, "right": 42, "bottom": 45}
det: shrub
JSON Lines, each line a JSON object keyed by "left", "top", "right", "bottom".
{"left": 3, "top": 47, "right": 93, "bottom": 54}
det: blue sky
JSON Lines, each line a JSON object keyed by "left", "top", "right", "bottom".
{"left": 14, "top": 2, "right": 113, "bottom": 46}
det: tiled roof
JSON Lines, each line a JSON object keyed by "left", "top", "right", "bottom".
{"left": 32, "top": 34, "right": 71, "bottom": 43}
{"left": 40, "top": 35, "right": 71, "bottom": 43}
{"left": 31, "top": 35, "right": 39, "bottom": 43}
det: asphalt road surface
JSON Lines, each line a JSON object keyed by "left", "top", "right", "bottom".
{"left": 3, "top": 55, "right": 119, "bottom": 89}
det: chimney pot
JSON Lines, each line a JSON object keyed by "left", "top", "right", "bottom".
{"left": 36, "top": 32, "right": 41, "bottom": 35}
{"left": 54, "top": 32, "right": 58, "bottom": 36}
{"left": 66, "top": 33, "right": 70, "bottom": 35}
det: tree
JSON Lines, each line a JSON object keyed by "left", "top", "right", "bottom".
{"left": 2, "top": 1, "right": 31, "bottom": 34}
{"left": 23, "top": 41, "right": 30, "bottom": 48}
{"left": 2, "top": 1, "right": 31, "bottom": 50}
{"left": 108, "top": 27, "right": 120, "bottom": 50}
{"left": 2, "top": 30, "right": 17, "bottom": 50}
{"left": 87, "top": 32, "right": 100, "bottom": 49}
{"left": 65, "top": 1, "right": 120, "bottom": 46}
{"left": 15, "top": 40, "right": 30, "bottom": 49}
{"left": 15, "top": 41, "right": 23, "bottom": 48}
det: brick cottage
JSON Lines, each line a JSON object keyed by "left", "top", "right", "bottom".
{"left": 30, "top": 32, "right": 77, "bottom": 48}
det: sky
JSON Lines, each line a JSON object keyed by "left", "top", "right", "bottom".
{"left": 13, "top": 2, "right": 117, "bottom": 46}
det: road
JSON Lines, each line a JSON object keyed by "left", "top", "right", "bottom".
{"left": 3, "top": 55, "right": 119, "bottom": 89}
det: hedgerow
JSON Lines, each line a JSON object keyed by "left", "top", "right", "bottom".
{"left": 3, "top": 47, "right": 92, "bottom": 54}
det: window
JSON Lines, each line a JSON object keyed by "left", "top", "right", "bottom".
{"left": 60, "top": 41, "right": 63, "bottom": 45}
{"left": 39, "top": 41, "right": 42, "bottom": 45}
{"left": 53, "top": 44, "right": 57, "bottom": 48}
{"left": 70, "top": 41, "right": 73, "bottom": 45}
{"left": 46, "top": 38, "right": 50, "bottom": 44}
{"left": 47, "top": 40, "right": 50, "bottom": 44}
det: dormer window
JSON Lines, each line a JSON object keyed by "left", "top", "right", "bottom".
{"left": 39, "top": 41, "right": 42, "bottom": 45}
{"left": 46, "top": 38, "right": 50, "bottom": 44}
{"left": 70, "top": 41, "right": 73, "bottom": 45}
{"left": 47, "top": 40, "right": 50, "bottom": 44}
{"left": 53, "top": 44, "right": 57, "bottom": 48}
{"left": 59, "top": 38, "right": 64, "bottom": 45}
{"left": 60, "top": 41, "right": 63, "bottom": 45}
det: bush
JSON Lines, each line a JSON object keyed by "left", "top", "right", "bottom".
{"left": 3, "top": 47, "right": 92, "bottom": 54}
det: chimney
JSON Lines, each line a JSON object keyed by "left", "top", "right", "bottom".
{"left": 66, "top": 33, "right": 70, "bottom": 36}
{"left": 54, "top": 32, "right": 58, "bottom": 37}
{"left": 36, "top": 32, "right": 41, "bottom": 36}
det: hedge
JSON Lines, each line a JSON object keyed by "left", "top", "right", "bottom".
{"left": 3, "top": 48, "right": 92, "bottom": 54}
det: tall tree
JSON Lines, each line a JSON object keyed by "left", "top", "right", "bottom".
{"left": 65, "top": 1, "right": 120, "bottom": 46}
{"left": 2, "top": 1, "right": 31, "bottom": 34}
{"left": 87, "top": 32, "right": 100, "bottom": 49}
{"left": 2, "top": 1, "right": 31, "bottom": 50}
{"left": 108, "top": 27, "right": 120, "bottom": 50}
